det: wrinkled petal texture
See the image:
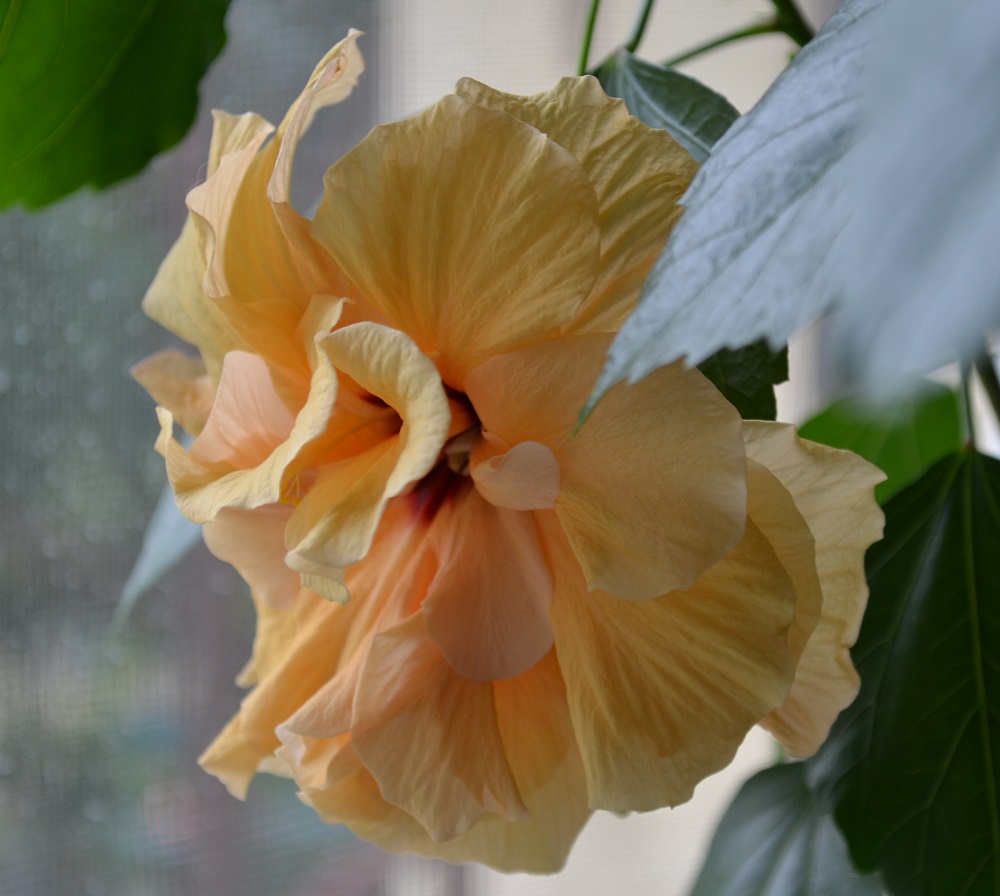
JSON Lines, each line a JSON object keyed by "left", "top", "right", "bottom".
{"left": 314, "top": 94, "right": 602, "bottom": 387}
{"left": 138, "top": 38, "right": 884, "bottom": 875}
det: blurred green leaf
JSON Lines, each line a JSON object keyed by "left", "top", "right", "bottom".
{"left": 586, "top": 0, "right": 882, "bottom": 416}
{"left": 691, "top": 762, "right": 881, "bottom": 896}
{"left": 592, "top": 48, "right": 739, "bottom": 163}
{"left": 0, "top": 0, "right": 230, "bottom": 209}
{"left": 809, "top": 451, "right": 1000, "bottom": 895}
{"left": 697, "top": 340, "right": 787, "bottom": 421}
{"left": 799, "top": 384, "right": 963, "bottom": 503}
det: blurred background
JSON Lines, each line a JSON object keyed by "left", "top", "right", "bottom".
{"left": 0, "top": 1, "right": 834, "bottom": 893}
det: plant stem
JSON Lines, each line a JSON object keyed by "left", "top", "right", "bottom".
{"left": 769, "top": 0, "right": 815, "bottom": 47}
{"left": 662, "top": 19, "right": 782, "bottom": 67}
{"left": 624, "top": 0, "right": 658, "bottom": 54}
{"left": 961, "top": 361, "right": 977, "bottom": 448}
{"left": 578, "top": 0, "right": 603, "bottom": 76}
{"left": 975, "top": 352, "right": 1000, "bottom": 429}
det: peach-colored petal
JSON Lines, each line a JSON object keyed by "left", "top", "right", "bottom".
{"left": 744, "top": 422, "right": 885, "bottom": 756}
{"left": 203, "top": 505, "right": 299, "bottom": 609}
{"left": 467, "top": 333, "right": 746, "bottom": 599}
{"left": 159, "top": 339, "right": 338, "bottom": 524}
{"left": 352, "top": 614, "right": 527, "bottom": 842}
{"left": 130, "top": 349, "right": 213, "bottom": 435}
{"left": 542, "top": 511, "right": 796, "bottom": 811}
{"left": 456, "top": 75, "right": 698, "bottom": 334}
{"left": 313, "top": 94, "right": 601, "bottom": 387}
{"left": 198, "top": 714, "right": 265, "bottom": 799}
{"left": 471, "top": 438, "right": 560, "bottom": 511}
{"left": 423, "top": 483, "right": 554, "bottom": 681}
{"left": 285, "top": 322, "right": 450, "bottom": 591}
{"left": 190, "top": 351, "right": 295, "bottom": 467}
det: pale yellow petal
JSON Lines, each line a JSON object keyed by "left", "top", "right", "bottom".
{"left": 466, "top": 333, "right": 746, "bottom": 599}
{"left": 202, "top": 505, "right": 300, "bottom": 609}
{"left": 314, "top": 94, "right": 601, "bottom": 387}
{"left": 142, "top": 214, "right": 245, "bottom": 380}
{"left": 456, "top": 75, "right": 698, "bottom": 333}
{"left": 543, "top": 512, "right": 796, "bottom": 811}
{"left": 744, "top": 422, "right": 885, "bottom": 756}
{"left": 198, "top": 714, "right": 264, "bottom": 800}
{"left": 422, "top": 483, "right": 554, "bottom": 682}
{"left": 352, "top": 614, "right": 527, "bottom": 842}
{"left": 285, "top": 322, "right": 450, "bottom": 588}
{"left": 130, "top": 349, "right": 213, "bottom": 435}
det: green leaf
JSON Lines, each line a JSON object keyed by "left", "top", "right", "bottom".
{"left": 0, "top": 0, "right": 230, "bottom": 209}
{"left": 585, "top": 0, "right": 883, "bottom": 415}
{"left": 808, "top": 451, "right": 1000, "bottom": 895}
{"left": 827, "top": 0, "right": 1000, "bottom": 395}
{"left": 798, "top": 384, "right": 963, "bottom": 504}
{"left": 697, "top": 340, "right": 787, "bottom": 421}
{"left": 592, "top": 48, "right": 739, "bottom": 163}
{"left": 691, "top": 762, "right": 881, "bottom": 896}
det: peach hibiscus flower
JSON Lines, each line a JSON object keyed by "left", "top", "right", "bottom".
{"left": 134, "top": 32, "right": 884, "bottom": 873}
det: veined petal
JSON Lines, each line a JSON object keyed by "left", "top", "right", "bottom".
{"left": 163, "top": 344, "right": 338, "bottom": 524}
{"left": 456, "top": 75, "right": 698, "bottom": 333}
{"left": 190, "top": 351, "right": 295, "bottom": 467}
{"left": 352, "top": 614, "right": 527, "bottom": 842}
{"left": 744, "top": 422, "right": 884, "bottom": 756}
{"left": 543, "top": 512, "right": 797, "bottom": 812}
{"left": 142, "top": 214, "right": 245, "bottom": 380}
{"left": 466, "top": 333, "right": 746, "bottom": 599}
{"left": 203, "top": 505, "right": 299, "bottom": 609}
{"left": 285, "top": 322, "right": 450, "bottom": 589}
{"left": 422, "top": 483, "right": 554, "bottom": 682}
{"left": 130, "top": 349, "right": 213, "bottom": 436}
{"left": 314, "top": 94, "right": 601, "bottom": 387}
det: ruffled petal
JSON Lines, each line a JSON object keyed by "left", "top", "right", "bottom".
{"left": 352, "top": 613, "right": 527, "bottom": 842}
{"left": 744, "top": 422, "right": 884, "bottom": 756}
{"left": 314, "top": 94, "right": 601, "bottom": 387}
{"left": 190, "top": 351, "right": 295, "bottom": 467}
{"left": 466, "top": 333, "right": 746, "bottom": 599}
{"left": 285, "top": 322, "right": 450, "bottom": 591}
{"left": 130, "top": 349, "right": 213, "bottom": 435}
{"left": 422, "top": 483, "right": 554, "bottom": 681}
{"left": 456, "top": 75, "right": 698, "bottom": 333}
{"left": 155, "top": 321, "right": 339, "bottom": 524}
{"left": 202, "top": 505, "right": 299, "bottom": 609}
{"left": 542, "top": 511, "right": 797, "bottom": 811}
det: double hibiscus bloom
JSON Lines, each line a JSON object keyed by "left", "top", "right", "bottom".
{"left": 136, "top": 33, "right": 883, "bottom": 872}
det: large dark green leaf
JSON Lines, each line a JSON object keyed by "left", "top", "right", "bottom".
{"left": 697, "top": 340, "right": 787, "bottom": 421}
{"left": 828, "top": 0, "right": 1000, "bottom": 394}
{"left": 691, "top": 762, "right": 881, "bottom": 896}
{"left": 798, "top": 384, "right": 963, "bottom": 504}
{"left": 592, "top": 49, "right": 739, "bottom": 163}
{"left": 0, "top": 0, "right": 230, "bottom": 209}
{"left": 586, "top": 0, "right": 882, "bottom": 414}
{"left": 809, "top": 451, "right": 1000, "bottom": 895}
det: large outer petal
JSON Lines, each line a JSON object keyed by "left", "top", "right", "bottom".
{"left": 744, "top": 422, "right": 885, "bottom": 756}
{"left": 466, "top": 333, "right": 746, "bottom": 599}
{"left": 313, "top": 94, "right": 602, "bottom": 387}
{"left": 351, "top": 614, "right": 528, "bottom": 842}
{"left": 456, "top": 75, "right": 698, "bottom": 334}
{"left": 542, "top": 511, "right": 797, "bottom": 812}
{"left": 130, "top": 349, "right": 213, "bottom": 435}
{"left": 294, "top": 651, "right": 591, "bottom": 874}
